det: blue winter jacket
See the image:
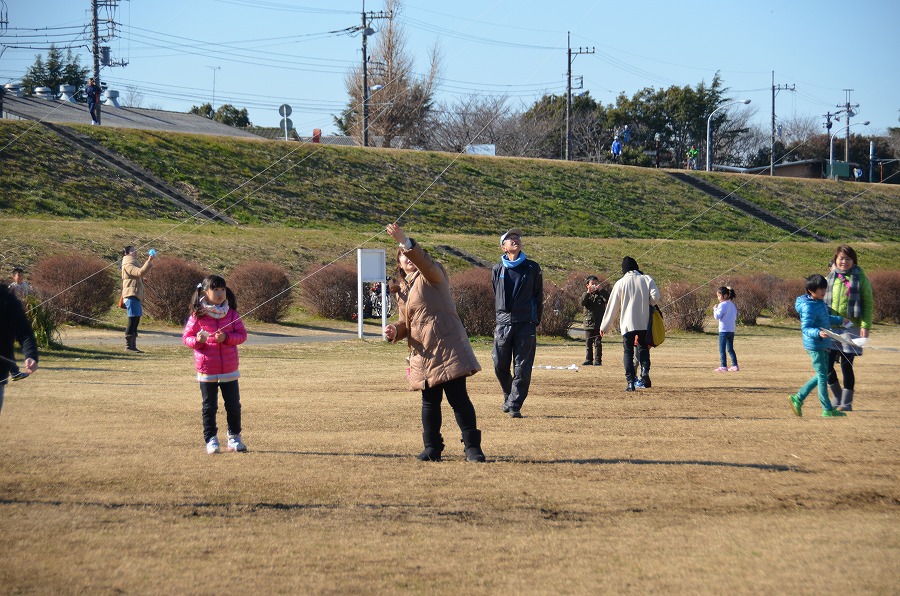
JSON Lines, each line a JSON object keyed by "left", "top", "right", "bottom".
{"left": 795, "top": 294, "right": 842, "bottom": 351}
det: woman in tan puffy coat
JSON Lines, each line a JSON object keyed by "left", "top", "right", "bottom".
{"left": 383, "top": 224, "right": 485, "bottom": 462}
{"left": 121, "top": 246, "right": 154, "bottom": 352}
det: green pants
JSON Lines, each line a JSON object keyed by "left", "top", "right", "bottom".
{"left": 797, "top": 349, "right": 833, "bottom": 411}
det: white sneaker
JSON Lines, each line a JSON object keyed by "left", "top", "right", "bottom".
{"left": 227, "top": 434, "right": 247, "bottom": 452}
{"left": 206, "top": 436, "right": 220, "bottom": 455}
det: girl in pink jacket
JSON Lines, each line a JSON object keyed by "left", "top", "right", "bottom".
{"left": 182, "top": 275, "right": 248, "bottom": 455}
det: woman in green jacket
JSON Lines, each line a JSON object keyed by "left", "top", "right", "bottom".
{"left": 825, "top": 245, "right": 874, "bottom": 411}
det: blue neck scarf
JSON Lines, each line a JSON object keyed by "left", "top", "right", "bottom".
{"left": 501, "top": 251, "right": 527, "bottom": 269}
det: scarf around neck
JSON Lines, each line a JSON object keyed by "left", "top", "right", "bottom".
{"left": 200, "top": 297, "right": 230, "bottom": 319}
{"left": 501, "top": 250, "right": 527, "bottom": 269}
{"left": 825, "top": 264, "right": 861, "bottom": 319}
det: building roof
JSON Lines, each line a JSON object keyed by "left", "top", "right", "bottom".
{"left": 1, "top": 94, "right": 263, "bottom": 139}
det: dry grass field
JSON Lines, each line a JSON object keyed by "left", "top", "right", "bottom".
{"left": 1, "top": 321, "right": 898, "bottom": 594}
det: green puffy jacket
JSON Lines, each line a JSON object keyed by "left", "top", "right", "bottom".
{"left": 828, "top": 268, "right": 873, "bottom": 330}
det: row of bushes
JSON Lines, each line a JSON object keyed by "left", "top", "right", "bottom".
{"left": 24, "top": 253, "right": 294, "bottom": 325}
{"left": 14, "top": 251, "right": 900, "bottom": 333}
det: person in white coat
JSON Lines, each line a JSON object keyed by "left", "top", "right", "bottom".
{"left": 599, "top": 256, "right": 660, "bottom": 392}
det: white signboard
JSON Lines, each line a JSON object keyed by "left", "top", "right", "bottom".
{"left": 357, "top": 249, "right": 387, "bottom": 339}
{"left": 465, "top": 144, "right": 496, "bottom": 156}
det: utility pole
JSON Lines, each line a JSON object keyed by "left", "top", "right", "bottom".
{"left": 91, "top": 0, "right": 101, "bottom": 125}
{"left": 838, "top": 89, "right": 859, "bottom": 162}
{"left": 565, "top": 32, "right": 594, "bottom": 161}
{"left": 770, "top": 71, "right": 795, "bottom": 176}
{"left": 206, "top": 66, "right": 221, "bottom": 113}
{"left": 359, "top": 0, "right": 391, "bottom": 148}
{"left": 0, "top": 1, "right": 8, "bottom": 119}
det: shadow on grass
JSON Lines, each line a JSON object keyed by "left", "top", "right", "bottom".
{"left": 41, "top": 344, "right": 136, "bottom": 361}
{"left": 252, "top": 450, "right": 804, "bottom": 472}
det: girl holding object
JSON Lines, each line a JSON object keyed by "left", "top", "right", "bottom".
{"left": 713, "top": 286, "right": 739, "bottom": 372}
{"left": 182, "top": 275, "right": 248, "bottom": 455}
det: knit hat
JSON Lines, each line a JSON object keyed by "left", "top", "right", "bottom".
{"left": 622, "top": 256, "right": 639, "bottom": 274}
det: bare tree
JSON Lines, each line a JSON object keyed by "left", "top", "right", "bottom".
{"left": 121, "top": 85, "right": 144, "bottom": 108}
{"left": 337, "top": 0, "right": 440, "bottom": 148}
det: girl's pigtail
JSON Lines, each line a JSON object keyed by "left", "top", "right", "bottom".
{"left": 225, "top": 287, "right": 238, "bottom": 311}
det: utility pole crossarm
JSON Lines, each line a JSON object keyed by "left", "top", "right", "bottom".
{"left": 770, "top": 71, "right": 796, "bottom": 176}
{"left": 565, "top": 32, "right": 595, "bottom": 161}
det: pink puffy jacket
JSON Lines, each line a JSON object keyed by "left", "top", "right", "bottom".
{"left": 182, "top": 309, "right": 247, "bottom": 375}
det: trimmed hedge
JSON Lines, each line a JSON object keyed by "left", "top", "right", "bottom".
{"left": 229, "top": 261, "right": 294, "bottom": 323}
{"left": 30, "top": 252, "right": 117, "bottom": 325}
{"left": 142, "top": 256, "right": 206, "bottom": 325}
{"left": 449, "top": 267, "right": 495, "bottom": 336}
{"left": 868, "top": 270, "right": 900, "bottom": 324}
{"left": 300, "top": 262, "right": 356, "bottom": 320}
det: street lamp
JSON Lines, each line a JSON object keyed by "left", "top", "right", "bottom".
{"left": 706, "top": 99, "right": 751, "bottom": 171}
{"left": 829, "top": 120, "right": 869, "bottom": 180}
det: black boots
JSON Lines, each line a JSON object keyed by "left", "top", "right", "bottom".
{"left": 125, "top": 334, "right": 143, "bottom": 353}
{"left": 417, "top": 430, "right": 486, "bottom": 462}
{"left": 417, "top": 431, "right": 444, "bottom": 461}
{"left": 461, "top": 429, "right": 486, "bottom": 462}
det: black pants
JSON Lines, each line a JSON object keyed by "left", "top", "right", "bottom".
{"left": 421, "top": 376, "right": 477, "bottom": 435}
{"left": 622, "top": 330, "right": 650, "bottom": 382}
{"left": 200, "top": 380, "right": 241, "bottom": 442}
{"left": 827, "top": 350, "right": 856, "bottom": 390}
{"left": 492, "top": 322, "right": 537, "bottom": 409}
{"left": 585, "top": 327, "right": 602, "bottom": 363}
{"left": 125, "top": 316, "right": 140, "bottom": 337}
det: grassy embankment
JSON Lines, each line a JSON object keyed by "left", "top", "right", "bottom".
{"left": 1, "top": 119, "right": 898, "bottom": 290}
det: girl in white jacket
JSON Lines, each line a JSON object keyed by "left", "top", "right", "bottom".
{"left": 713, "top": 286, "right": 739, "bottom": 372}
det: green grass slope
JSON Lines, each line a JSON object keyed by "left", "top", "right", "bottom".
{"left": 2, "top": 121, "right": 897, "bottom": 242}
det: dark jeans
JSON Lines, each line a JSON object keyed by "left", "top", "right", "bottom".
{"left": 421, "top": 375, "right": 477, "bottom": 435}
{"left": 88, "top": 101, "right": 99, "bottom": 122}
{"left": 585, "top": 327, "right": 602, "bottom": 363}
{"left": 718, "top": 332, "right": 737, "bottom": 367}
{"left": 200, "top": 380, "right": 241, "bottom": 442}
{"left": 492, "top": 322, "right": 537, "bottom": 409}
{"left": 827, "top": 349, "right": 856, "bottom": 390}
{"left": 622, "top": 330, "right": 650, "bottom": 383}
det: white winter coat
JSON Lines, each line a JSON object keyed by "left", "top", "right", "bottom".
{"left": 599, "top": 271, "right": 660, "bottom": 334}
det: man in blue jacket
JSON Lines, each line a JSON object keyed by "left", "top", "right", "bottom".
{"left": 492, "top": 228, "right": 543, "bottom": 418}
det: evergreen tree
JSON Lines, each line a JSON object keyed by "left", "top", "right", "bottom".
{"left": 20, "top": 45, "right": 89, "bottom": 97}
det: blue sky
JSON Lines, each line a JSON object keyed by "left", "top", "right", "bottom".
{"left": 4, "top": 0, "right": 898, "bottom": 137}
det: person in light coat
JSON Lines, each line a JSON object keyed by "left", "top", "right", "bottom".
{"left": 121, "top": 246, "right": 154, "bottom": 352}
{"left": 600, "top": 256, "right": 660, "bottom": 392}
{"left": 383, "top": 224, "right": 485, "bottom": 462}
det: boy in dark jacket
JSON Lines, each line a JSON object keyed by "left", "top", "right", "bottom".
{"left": 0, "top": 284, "right": 39, "bottom": 414}
{"left": 581, "top": 275, "right": 608, "bottom": 365}
{"left": 492, "top": 228, "right": 543, "bottom": 418}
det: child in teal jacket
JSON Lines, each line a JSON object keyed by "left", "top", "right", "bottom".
{"left": 788, "top": 275, "right": 848, "bottom": 418}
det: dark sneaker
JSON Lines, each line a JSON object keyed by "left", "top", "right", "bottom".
{"left": 641, "top": 375, "right": 652, "bottom": 388}
{"left": 593, "top": 361, "right": 602, "bottom": 366}
{"left": 788, "top": 394, "right": 803, "bottom": 417}
{"left": 837, "top": 404, "right": 852, "bottom": 412}
{"left": 582, "top": 360, "right": 593, "bottom": 366}
{"left": 634, "top": 378, "right": 645, "bottom": 389}
{"left": 502, "top": 402, "right": 511, "bottom": 413}
{"left": 509, "top": 409, "right": 522, "bottom": 418}
{"left": 822, "top": 408, "right": 847, "bottom": 418}
{"left": 625, "top": 382, "right": 635, "bottom": 392}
